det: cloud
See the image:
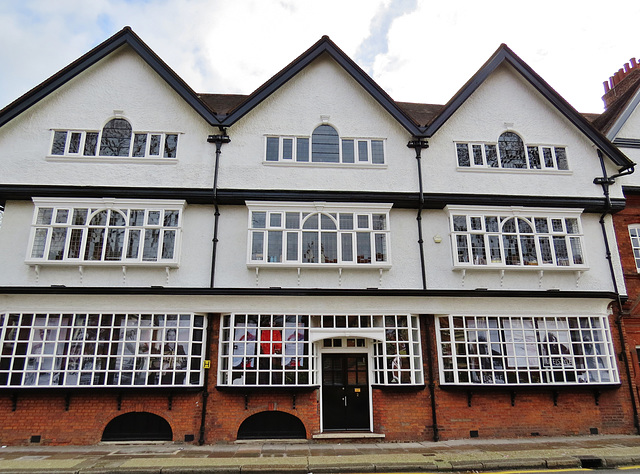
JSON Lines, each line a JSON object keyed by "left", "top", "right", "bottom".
{"left": 355, "top": 0, "right": 418, "bottom": 74}
{"left": 0, "top": 0, "right": 639, "bottom": 113}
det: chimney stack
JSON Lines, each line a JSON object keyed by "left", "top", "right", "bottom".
{"left": 602, "top": 57, "right": 640, "bottom": 109}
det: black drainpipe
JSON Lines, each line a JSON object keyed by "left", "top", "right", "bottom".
{"left": 422, "top": 314, "right": 439, "bottom": 441}
{"left": 407, "top": 139, "right": 429, "bottom": 290}
{"left": 198, "top": 313, "right": 215, "bottom": 445}
{"left": 594, "top": 150, "right": 639, "bottom": 434}
{"left": 207, "top": 131, "right": 231, "bottom": 288}
{"left": 408, "top": 139, "right": 437, "bottom": 439}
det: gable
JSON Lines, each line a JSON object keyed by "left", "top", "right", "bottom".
{"left": 0, "top": 27, "right": 218, "bottom": 129}
{"left": 0, "top": 45, "right": 216, "bottom": 189}
{"left": 424, "top": 63, "right": 624, "bottom": 199}
{"left": 617, "top": 99, "right": 640, "bottom": 140}
{"left": 424, "top": 45, "right": 632, "bottom": 172}
{"left": 216, "top": 53, "right": 417, "bottom": 193}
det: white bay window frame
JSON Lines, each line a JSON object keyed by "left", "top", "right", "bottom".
{"left": 446, "top": 206, "right": 587, "bottom": 270}
{"left": 436, "top": 314, "right": 619, "bottom": 386}
{"left": 246, "top": 202, "right": 392, "bottom": 268}
{"left": 0, "top": 312, "right": 206, "bottom": 388}
{"left": 27, "top": 198, "right": 185, "bottom": 266}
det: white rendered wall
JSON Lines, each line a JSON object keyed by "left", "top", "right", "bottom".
{"left": 214, "top": 206, "right": 424, "bottom": 289}
{"left": 424, "top": 63, "right": 625, "bottom": 200}
{"left": 0, "top": 293, "right": 613, "bottom": 321}
{"left": 216, "top": 54, "right": 418, "bottom": 193}
{"left": 0, "top": 45, "right": 216, "bottom": 188}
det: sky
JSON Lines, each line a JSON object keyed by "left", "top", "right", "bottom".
{"left": 0, "top": 0, "right": 639, "bottom": 114}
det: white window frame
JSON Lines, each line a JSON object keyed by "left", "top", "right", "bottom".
{"left": 629, "top": 225, "right": 640, "bottom": 271}
{"left": 218, "top": 313, "right": 314, "bottom": 387}
{"left": 455, "top": 141, "right": 569, "bottom": 171}
{"left": 217, "top": 313, "right": 424, "bottom": 387}
{"left": 26, "top": 198, "right": 185, "bottom": 266}
{"left": 48, "top": 128, "right": 180, "bottom": 161}
{"left": 0, "top": 312, "right": 206, "bottom": 388}
{"left": 246, "top": 201, "right": 392, "bottom": 268}
{"left": 436, "top": 315, "right": 619, "bottom": 386}
{"left": 264, "top": 135, "right": 386, "bottom": 165}
{"left": 446, "top": 206, "right": 587, "bottom": 270}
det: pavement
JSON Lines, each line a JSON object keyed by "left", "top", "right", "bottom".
{"left": 0, "top": 434, "right": 640, "bottom": 473}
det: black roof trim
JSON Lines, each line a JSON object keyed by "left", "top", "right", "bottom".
{"left": 0, "top": 184, "right": 215, "bottom": 204}
{"left": 424, "top": 44, "right": 634, "bottom": 170}
{"left": 0, "top": 185, "right": 622, "bottom": 212}
{"left": 0, "top": 27, "right": 220, "bottom": 128}
{"left": 0, "top": 286, "right": 619, "bottom": 299}
{"left": 218, "top": 36, "right": 423, "bottom": 135}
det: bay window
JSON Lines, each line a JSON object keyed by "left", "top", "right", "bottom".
{"left": 436, "top": 315, "right": 619, "bottom": 386}
{"left": 27, "top": 198, "right": 184, "bottom": 265}
{"left": 447, "top": 206, "right": 586, "bottom": 269}
{"left": 0, "top": 312, "right": 205, "bottom": 388}
{"left": 247, "top": 202, "right": 391, "bottom": 267}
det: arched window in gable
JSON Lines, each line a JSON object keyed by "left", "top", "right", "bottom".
{"left": 498, "top": 132, "right": 526, "bottom": 168}
{"left": 311, "top": 124, "right": 339, "bottom": 163}
{"left": 99, "top": 118, "right": 132, "bottom": 156}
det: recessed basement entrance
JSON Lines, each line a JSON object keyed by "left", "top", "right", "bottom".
{"left": 237, "top": 411, "right": 306, "bottom": 439}
{"left": 102, "top": 412, "right": 172, "bottom": 441}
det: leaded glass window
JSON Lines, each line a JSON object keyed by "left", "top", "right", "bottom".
{"left": 437, "top": 315, "right": 618, "bottom": 386}
{"left": 218, "top": 314, "right": 312, "bottom": 386}
{"left": 448, "top": 206, "right": 586, "bottom": 269}
{"left": 0, "top": 312, "right": 205, "bottom": 388}
{"left": 27, "top": 198, "right": 184, "bottom": 265}
{"left": 247, "top": 203, "right": 391, "bottom": 267}
{"left": 629, "top": 226, "right": 640, "bottom": 271}
{"left": 49, "top": 121, "right": 178, "bottom": 159}
{"left": 456, "top": 136, "right": 568, "bottom": 171}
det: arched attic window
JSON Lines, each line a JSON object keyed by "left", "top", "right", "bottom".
{"left": 99, "top": 118, "right": 132, "bottom": 156}
{"left": 498, "top": 132, "right": 526, "bottom": 169}
{"left": 311, "top": 125, "right": 339, "bottom": 163}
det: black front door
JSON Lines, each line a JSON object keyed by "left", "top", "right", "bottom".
{"left": 322, "top": 353, "right": 369, "bottom": 430}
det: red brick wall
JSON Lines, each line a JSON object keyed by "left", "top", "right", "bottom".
{"left": 0, "top": 391, "right": 202, "bottom": 445}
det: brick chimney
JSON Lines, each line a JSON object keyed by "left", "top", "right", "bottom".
{"left": 602, "top": 57, "right": 640, "bottom": 109}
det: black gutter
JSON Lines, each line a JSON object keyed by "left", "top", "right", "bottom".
{"left": 0, "top": 286, "right": 622, "bottom": 299}
{"left": 408, "top": 139, "right": 429, "bottom": 290}
{"left": 198, "top": 313, "right": 214, "bottom": 445}
{"left": 207, "top": 133, "right": 231, "bottom": 288}
{"left": 0, "top": 185, "right": 625, "bottom": 213}
{"left": 594, "top": 149, "right": 640, "bottom": 434}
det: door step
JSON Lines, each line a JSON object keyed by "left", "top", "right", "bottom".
{"left": 313, "top": 432, "right": 385, "bottom": 439}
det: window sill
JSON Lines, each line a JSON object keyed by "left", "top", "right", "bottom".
{"left": 262, "top": 161, "right": 387, "bottom": 169}
{"left": 216, "top": 385, "right": 319, "bottom": 392}
{"left": 46, "top": 155, "right": 178, "bottom": 165}
{"left": 455, "top": 167, "right": 572, "bottom": 175}
{"left": 247, "top": 263, "right": 391, "bottom": 270}
{"left": 371, "top": 384, "right": 426, "bottom": 391}
{"left": 27, "top": 261, "right": 179, "bottom": 267}
{"left": 439, "top": 382, "right": 621, "bottom": 390}
{"left": 452, "top": 265, "right": 588, "bottom": 272}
